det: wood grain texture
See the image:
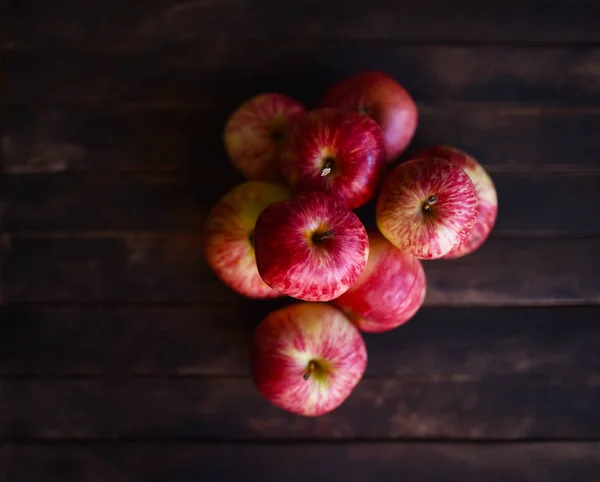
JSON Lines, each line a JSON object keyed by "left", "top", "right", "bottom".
{"left": 0, "top": 377, "right": 598, "bottom": 440}
{"left": 3, "top": 175, "right": 228, "bottom": 232}
{"left": 8, "top": 0, "right": 600, "bottom": 48}
{"left": 2, "top": 235, "right": 228, "bottom": 304}
{"left": 4, "top": 173, "right": 600, "bottom": 235}
{"left": 0, "top": 305, "right": 599, "bottom": 377}
{"left": 0, "top": 442, "right": 600, "bottom": 482}
{"left": 421, "top": 238, "right": 600, "bottom": 306}
{"left": 3, "top": 443, "right": 600, "bottom": 482}
{"left": 4, "top": 237, "right": 599, "bottom": 305}
{"left": 3, "top": 107, "right": 213, "bottom": 173}
{"left": 5, "top": 106, "right": 600, "bottom": 173}
{"left": 6, "top": 45, "right": 600, "bottom": 107}
{"left": 8, "top": 443, "right": 600, "bottom": 482}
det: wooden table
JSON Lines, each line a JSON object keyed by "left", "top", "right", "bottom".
{"left": 2, "top": 1, "right": 600, "bottom": 480}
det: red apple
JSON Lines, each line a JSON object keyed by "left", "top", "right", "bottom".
{"left": 251, "top": 302, "right": 367, "bottom": 417}
{"left": 203, "top": 181, "right": 292, "bottom": 298}
{"left": 320, "top": 70, "right": 418, "bottom": 162}
{"left": 254, "top": 191, "right": 369, "bottom": 301}
{"left": 224, "top": 93, "right": 306, "bottom": 181}
{"left": 376, "top": 157, "right": 479, "bottom": 259}
{"left": 280, "top": 108, "right": 386, "bottom": 209}
{"left": 412, "top": 145, "right": 498, "bottom": 259}
{"left": 332, "top": 230, "right": 426, "bottom": 333}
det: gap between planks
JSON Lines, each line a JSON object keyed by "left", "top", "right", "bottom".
{"left": 2, "top": 437, "right": 600, "bottom": 445}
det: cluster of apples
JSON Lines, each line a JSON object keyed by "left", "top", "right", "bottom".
{"left": 204, "top": 71, "right": 498, "bottom": 417}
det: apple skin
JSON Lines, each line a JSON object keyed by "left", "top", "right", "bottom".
{"left": 251, "top": 302, "right": 367, "bottom": 417}
{"left": 376, "top": 157, "right": 479, "bottom": 259}
{"left": 332, "top": 230, "right": 426, "bottom": 333}
{"left": 253, "top": 191, "right": 369, "bottom": 301}
{"left": 411, "top": 145, "right": 498, "bottom": 259}
{"left": 320, "top": 70, "right": 418, "bottom": 162}
{"left": 203, "top": 181, "right": 293, "bottom": 298}
{"left": 224, "top": 93, "right": 307, "bottom": 181}
{"left": 280, "top": 108, "right": 386, "bottom": 210}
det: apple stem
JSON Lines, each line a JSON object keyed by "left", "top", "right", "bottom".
{"left": 422, "top": 195, "right": 438, "bottom": 213}
{"left": 270, "top": 126, "right": 284, "bottom": 143}
{"left": 320, "top": 158, "right": 334, "bottom": 177}
{"left": 312, "top": 230, "right": 334, "bottom": 243}
{"left": 303, "top": 360, "right": 317, "bottom": 380}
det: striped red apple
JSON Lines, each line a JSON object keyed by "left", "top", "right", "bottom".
{"left": 320, "top": 70, "right": 418, "bottom": 162}
{"left": 251, "top": 303, "right": 367, "bottom": 417}
{"left": 280, "top": 108, "right": 386, "bottom": 209}
{"left": 333, "top": 230, "right": 427, "bottom": 333}
{"left": 253, "top": 191, "right": 369, "bottom": 301}
{"left": 411, "top": 145, "right": 498, "bottom": 258}
{"left": 376, "top": 157, "right": 479, "bottom": 259}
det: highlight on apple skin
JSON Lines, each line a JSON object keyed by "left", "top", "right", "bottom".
{"left": 320, "top": 70, "right": 418, "bottom": 162}
{"left": 411, "top": 145, "right": 498, "bottom": 259}
{"left": 280, "top": 107, "right": 386, "bottom": 210}
{"left": 253, "top": 191, "right": 369, "bottom": 302}
{"left": 332, "top": 230, "right": 426, "bottom": 333}
{"left": 376, "top": 157, "right": 479, "bottom": 260}
{"left": 203, "top": 181, "right": 293, "bottom": 298}
{"left": 224, "top": 93, "right": 307, "bottom": 181}
{"left": 251, "top": 302, "right": 367, "bottom": 417}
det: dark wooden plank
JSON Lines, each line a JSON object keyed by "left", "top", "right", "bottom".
{"left": 5, "top": 106, "right": 600, "bottom": 173}
{"left": 2, "top": 107, "right": 218, "bottom": 173}
{"left": 9, "top": 443, "right": 600, "bottom": 482}
{"left": 2, "top": 175, "right": 226, "bottom": 232}
{"left": 0, "top": 175, "right": 6, "bottom": 305}
{"left": 486, "top": 173, "right": 600, "bottom": 236}
{"left": 0, "top": 236, "right": 6, "bottom": 306}
{"left": 0, "top": 377, "right": 598, "bottom": 440}
{"left": 6, "top": 45, "right": 600, "bottom": 107}
{"left": 0, "top": 175, "right": 6, "bottom": 226}
{"left": 3, "top": 443, "right": 600, "bottom": 482}
{"left": 422, "top": 238, "right": 600, "bottom": 306}
{"left": 412, "top": 106, "right": 600, "bottom": 172}
{"left": 2, "top": 235, "right": 228, "bottom": 304}
{"left": 4, "top": 237, "right": 599, "bottom": 305}
{"left": 0, "top": 304, "right": 260, "bottom": 377}
{"left": 8, "top": 0, "right": 600, "bottom": 48}
{"left": 0, "top": 306, "right": 598, "bottom": 377}
{"left": 4, "top": 173, "right": 600, "bottom": 235}
{"left": 4, "top": 443, "right": 600, "bottom": 482}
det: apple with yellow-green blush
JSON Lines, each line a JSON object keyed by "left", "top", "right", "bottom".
{"left": 203, "top": 181, "right": 292, "bottom": 298}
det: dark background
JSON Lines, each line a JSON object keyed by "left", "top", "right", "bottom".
{"left": 2, "top": 1, "right": 600, "bottom": 480}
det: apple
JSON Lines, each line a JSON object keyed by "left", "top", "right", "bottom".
{"left": 251, "top": 302, "right": 367, "bottom": 417}
{"left": 224, "top": 93, "right": 307, "bottom": 181}
{"left": 376, "top": 157, "right": 479, "bottom": 259}
{"left": 332, "top": 230, "right": 426, "bottom": 333}
{"left": 280, "top": 108, "right": 386, "bottom": 209}
{"left": 320, "top": 70, "right": 418, "bottom": 162}
{"left": 203, "top": 181, "right": 292, "bottom": 298}
{"left": 253, "top": 191, "right": 369, "bottom": 301}
{"left": 411, "top": 145, "right": 498, "bottom": 259}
